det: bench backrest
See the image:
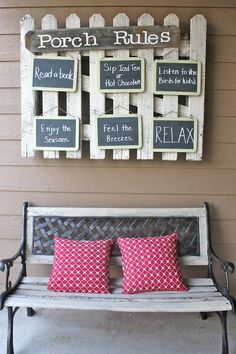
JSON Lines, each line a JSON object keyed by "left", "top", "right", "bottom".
{"left": 23, "top": 203, "right": 210, "bottom": 267}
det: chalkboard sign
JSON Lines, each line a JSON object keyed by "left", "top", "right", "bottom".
{"left": 154, "top": 60, "right": 201, "bottom": 95}
{"left": 34, "top": 116, "right": 79, "bottom": 151}
{"left": 99, "top": 58, "right": 145, "bottom": 92}
{"left": 96, "top": 115, "right": 142, "bottom": 149}
{"left": 153, "top": 118, "right": 198, "bottom": 152}
{"left": 32, "top": 56, "right": 78, "bottom": 92}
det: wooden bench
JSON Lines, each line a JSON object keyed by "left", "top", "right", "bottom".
{"left": 0, "top": 202, "right": 235, "bottom": 354}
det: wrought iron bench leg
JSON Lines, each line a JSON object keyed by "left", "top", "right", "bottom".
{"left": 27, "top": 307, "right": 35, "bottom": 317}
{"left": 200, "top": 312, "right": 208, "bottom": 320}
{"left": 7, "top": 307, "right": 20, "bottom": 354}
{"left": 7, "top": 307, "right": 14, "bottom": 354}
{"left": 217, "top": 311, "right": 229, "bottom": 354}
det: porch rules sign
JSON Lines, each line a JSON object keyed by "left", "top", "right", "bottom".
{"left": 25, "top": 25, "right": 180, "bottom": 52}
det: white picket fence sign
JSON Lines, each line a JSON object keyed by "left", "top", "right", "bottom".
{"left": 21, "top": 13, "right": 206, "bottom": 160}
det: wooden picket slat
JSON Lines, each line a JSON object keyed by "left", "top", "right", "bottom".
{"left": 161, "top": 14, "right": 179, "bottom": 161}
{"left": 136, "top": 13, "right": 154, "bottom": 160}
{"left": 89, "top": 14, "right": 106, "bottom": 159}
{"left": 112, "top": 13, "right": 130, "bottom": 160}
{"left": 42, "top": 14, "right": 59, "bottom": 159}
{"left": 66, "top": 14, "right": 82, "bottom": 159}
{"left": 186, "top": 15, "right": 207, "bottom": 161}
{"left": 21, "top": 14, "right": 37, "bottom": 158}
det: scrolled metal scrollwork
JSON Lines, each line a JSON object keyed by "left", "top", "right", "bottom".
{"left": 0, "top": 244, "right": 26, "bottom": 310}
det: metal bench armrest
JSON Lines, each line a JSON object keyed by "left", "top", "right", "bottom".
{"left": 0, "top": 242, "right": 26, "bottom": 310}
{"left": 209, "top": 251, "right": 234, "bottom": 290}
{"left": 0, "top": 241, "right": 25, "bottom": 271}
{"left": 208, "top": 249, "right": 236, "bottom": 313}
{"left": 204, "top": 202, "right": 236, "bottom": 313}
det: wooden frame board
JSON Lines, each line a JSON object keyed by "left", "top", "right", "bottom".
{"left": 95, "top": 114, "right": 142, "bottom": 149}
{"left": 153, "top": 59, "right": 201, "bottom": 96}
{"left": 152, "top": 117, "right": 198, "bottom": 153}
{"left": 32, "top": 55, "right": 78, "bottom": 92}
{"left": 98, "top": 57, "right": 145, "bottom": 93}
{"left": 34, "top": 116, "right": 80, "bottom": 151}
{"left": 25, "top": 25, "right": 180, "bottom": 53}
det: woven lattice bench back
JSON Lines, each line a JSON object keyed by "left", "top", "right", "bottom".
{"left": 32, "top": 216, "right": 199, "bottom": 257}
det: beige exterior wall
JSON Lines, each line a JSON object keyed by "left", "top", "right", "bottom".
{"left": 0, "top": 0, "right": 236, "bottom": 294}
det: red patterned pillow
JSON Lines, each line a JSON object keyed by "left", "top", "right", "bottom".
{"left": 47, "top": 237, "right": 113, "bottom": 294}
{"left": 118, "top": 234, "right": 187, "bottom": 294}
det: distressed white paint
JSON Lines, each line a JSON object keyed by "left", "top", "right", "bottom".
{"left": 66, "top": 14, "right": 82, "bottom": 159}
{"left": 186, "top": 15, "right": 207, "bottom": 161}
{"left": 20, "top": 276, "right": 214, "bottom": 287}
{"left": 89, "top": 14, "right": 106, "bottom": 159}
{"left": 112, "top": 13, "right": 130, "bottom": 160}
{"left": 27, "top": 206, "right": 206, "bottom": 218}
{"left": 21, "top": 15, "right": 37, "bottom": 157}
{"left": 161, "top": 14, "right": 179, "bottom": 161}
{"left": 136, "top": 14, "right": 154, "bottom": 160}
{"left": 25, "top": 254, "right": 209, "bottom": 266}
{"left": 5, "top": 278, "right": 232, "bottom": 312}
{"left": 42, "top": 15, "right": 59, "bottom": 159}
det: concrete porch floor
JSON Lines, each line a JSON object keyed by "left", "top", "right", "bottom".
{"left": 0, "top": 308, "right": 236, "bottom": 354}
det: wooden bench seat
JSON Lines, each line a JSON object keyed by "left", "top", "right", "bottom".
{"left": 6, "top": 277, "right": 232, "bottom": 313}
{"left": 0, "top": 202, "right": 235, "bottom": 354}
